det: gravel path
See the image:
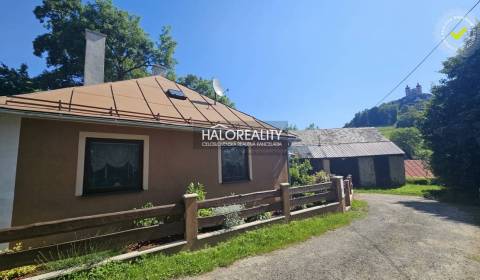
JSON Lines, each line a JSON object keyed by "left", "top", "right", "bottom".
{"left": 183, "top": 194, "right": 480, "bottom": 280}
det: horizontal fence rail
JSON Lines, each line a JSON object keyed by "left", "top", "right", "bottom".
{"left": 198, "top": 202, "right": 282, "bottom": 229}
{"left": 289, "top": 182, "right": 331, "bottom": 195}
{"left": 290, "top": 193, "right": 332, "bottom": 208}
{"left": 198, "top": 189, "right": 281, "bottom": 209}
{"left": 0, "top": 221, "right": 184, "bottom": 271}
{"left": 0, "top": 203, "right": 183, "bottom": 244}
{"left": 0, "top": 175, "right": 353, "bottom": 273}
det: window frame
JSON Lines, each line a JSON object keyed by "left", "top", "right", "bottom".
{"left": 218, "top": 146, "right": 253, "bottom": 184}
{"left": 75, "top": 132, "right": 149, "bottom": 196}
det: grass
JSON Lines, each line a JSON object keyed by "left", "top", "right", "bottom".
{"left": 355, "top": 184, "right": 444, "bottom": 197}
{"left": 41, "top": 250, "right": 120, "bottom": 272}
{"left": 0, "top": 246, "right": 120, "bottom": 280}
{"left": 64, "top": 200, "right": 368, "bottom": 280}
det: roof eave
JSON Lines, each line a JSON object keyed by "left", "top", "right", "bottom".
{"left": 0, "top": 108, "right": 298, "bottom": 141}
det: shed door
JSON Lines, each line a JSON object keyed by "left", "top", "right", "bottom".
{"left": 330, "top": 158, "right": 360, "bottom": 186}
{"left": 374, "top": 156, "right": 391, "bottom": 187}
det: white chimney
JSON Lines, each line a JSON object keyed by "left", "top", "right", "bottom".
{"left": 152, "top": 64, "right": 168, "bottom": 77}
{"left": 84, "top": 29, "right": 106, "bottom": 85}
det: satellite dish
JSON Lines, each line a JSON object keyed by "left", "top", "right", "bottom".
{"left": 212, "top": 78, "right": 225, "bottom": 97}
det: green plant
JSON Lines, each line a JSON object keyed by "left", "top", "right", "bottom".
{"left": 314, "top": 170, "right": 329, "bottom": 183}
{"left": 0, "top": 265, "right": 38, "bottom": 280}
{"left": 0, "top": 243, "right": 39, "bottom": 280}
{"left": 406, "top": 177, "right": 432, "bottom": 185}
{"left": 289, "top": 158, "right": 315, "bottom": 186}
{"left": 186, "top": 182, "right": 207, "bottom": 201}
{"left": 0, "top": 242, "right": 23, "bottom": 254}
{"left": 186, "top": 182, "right": 214, "bottom": 217}
{"left": 246, "top": 211, "right": 273, "bottom": 223}
{"left": 389, "top": 127, "right": 430, "bottom": 160}
{"left": 211, "top": 204, "right": 245, "bottom": 229}
{"left": 133, "top": 202, "right": 160, "bottom": 227}
{"left": 40, "top": 249, "right": 117, "bottom": 272}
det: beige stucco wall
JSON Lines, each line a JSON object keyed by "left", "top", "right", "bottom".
{"left": 357, "top": 157, "right": 376, "bottom": 187}
{"left": 388, "top": 155, "right": 406, "bottom": 186}
{"left": 12, "top": 118, "right": 288, "bottom": 227}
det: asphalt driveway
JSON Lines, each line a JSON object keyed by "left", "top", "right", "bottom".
{"left": 184, "top": 194, "right": 480, "bottom": 280}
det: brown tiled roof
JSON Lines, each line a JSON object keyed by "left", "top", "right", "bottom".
{"left": 405, "top": 160, "right": 434, "bottom": 178}
{"left": 0, "top": 75, "right": 294, "bottom": 138}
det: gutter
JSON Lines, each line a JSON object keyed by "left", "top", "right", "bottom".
{"left": 0, "top": 108, "right": 299, "bottom": 142}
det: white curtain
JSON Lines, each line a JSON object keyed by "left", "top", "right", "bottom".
{"left": 89, "top": 142, "right": 140, "bottom": 172}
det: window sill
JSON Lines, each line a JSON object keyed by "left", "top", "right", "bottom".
{"left": 221, "top": 179, "right": 251, "bottom": 185}
{"left": 80, "top": 188, "right": 144, "bottom": 197}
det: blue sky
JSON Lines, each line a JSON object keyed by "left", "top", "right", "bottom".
{"left": 1, "top": 0, "right": 479, "bottom": 128}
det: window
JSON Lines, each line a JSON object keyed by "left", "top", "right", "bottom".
{"left": 220, "top": 146, "right": 251, "bottom": 183}
{"left": 166, "top": 89, "right": 187, "bottom": 100}
{"left": 76, "top": 132, "right": 149, "bottom": 196}
{"left": 83, "top": 138, "right": 143, "bottom": 194}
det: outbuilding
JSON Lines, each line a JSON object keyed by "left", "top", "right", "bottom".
{"left": 290, "top": 128, "right": 405, "bottom": 187}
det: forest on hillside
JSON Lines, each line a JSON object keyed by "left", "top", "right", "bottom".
{"left": 344, "top": 92, "right": 432, "bottom": 128}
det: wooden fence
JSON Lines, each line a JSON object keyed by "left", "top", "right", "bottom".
{"left": 0, "top": 176, "right": 353, "bottom": 271}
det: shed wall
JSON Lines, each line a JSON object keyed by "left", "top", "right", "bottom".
{"left": 357, "top": 157, "right": 376, "bottom": 187}
{"left": 389, "top": 155, "right": 406, "bottom": 186}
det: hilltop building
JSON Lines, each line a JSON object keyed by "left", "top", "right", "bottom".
{"left": 405, "top": 83, "right": 423, "bottom": 96}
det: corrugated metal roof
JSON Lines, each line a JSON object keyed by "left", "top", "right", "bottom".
{"left": 292, "top": 127, "right": 389, "bottom": 145}
{"left": 290, "top": 128, "right": 404, "bottom": 158}
{"left": 0, "top": 75, "right": 295, "bottom": 139}
{"left": 291, "top": 142, "right": 404, "bottom": 158}
{"left": 405, "top": 160, "right": 434, "bottom": 178}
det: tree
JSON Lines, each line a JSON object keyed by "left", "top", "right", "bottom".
{"left": 389, "top": 127, "right": 428, "bottom": 159}
{"left": 177, "top": 74, "right": 235, "bottom": 108}
{"left": 32, "top": 0, "right": 177, "bottom": 88}
{"left": 305, "top": 123, "right": 318, "bottom": 130}
{"left": 1, "top": 0, "right": 238, "bottom": 109}
{"left": 420, "top": 24, "right": 480, "bottom": 200}
{"left": 0, "top": 63, "right": 38, "bottom": 96}
{"left": 396, "top": 106, "right": 423, "bottom": 128}
{"left": 285, "top": 123, "right": 298, "bottom": 131}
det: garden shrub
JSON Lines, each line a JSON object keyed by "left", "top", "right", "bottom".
{"left": 289, "top": 158, "right": 315, "bottom": 186}
{"left": 212, "top": 204, "right": 245, "bottom": 228}
{"left": 133, "top": 202, "right": 160, "bottom": 227}
{"left": 314, "top": 170, "right": 329, "bottom": 183}
{"left": 186, "top": 182, "right": 213, "bottom": 217}
{"left": 406, "top": 177, "right": 431, "bottom": 185}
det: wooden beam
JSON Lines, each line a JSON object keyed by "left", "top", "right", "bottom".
{"left": 198, "top": 189, "right": 280, "bottom": 209}
{"left": 280, "top": 183, "right": 291, "bottom": 222}
{"left": 290, "top": 193, "right": 331, "bottom": 208}
{"left": 0, "top": 204, "right": 183, "bottom": 243}
{"left": 198, "top": 203, "right": 281, "bottom": 229}
{"left": 289, "top": 182, "right": 331, "bottom": 195}
{"left": 0, "top": 221, "right": 184, "bottom": 271}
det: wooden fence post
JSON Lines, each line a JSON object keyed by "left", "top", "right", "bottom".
{"left": 280, "top": 183, "right": 291, "bottom": 222}
{"left": 343, "top": 179, "right": 351, "bottom": 207}
{"left": 183, "top": 193, "right": 198, "bottom": 247}
{"left": 331, "top": 176, "right": 346, "bottom": 213}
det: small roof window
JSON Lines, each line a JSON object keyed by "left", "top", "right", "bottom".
{"left": 166, "top": 89, "right": 187, "bottom": 100}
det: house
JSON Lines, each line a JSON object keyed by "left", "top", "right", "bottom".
{"left": 0, "top": 31, "right": 296, "bottom": 240}
{"left": 290, "top": 128, "right": 405, "bottom": 187}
